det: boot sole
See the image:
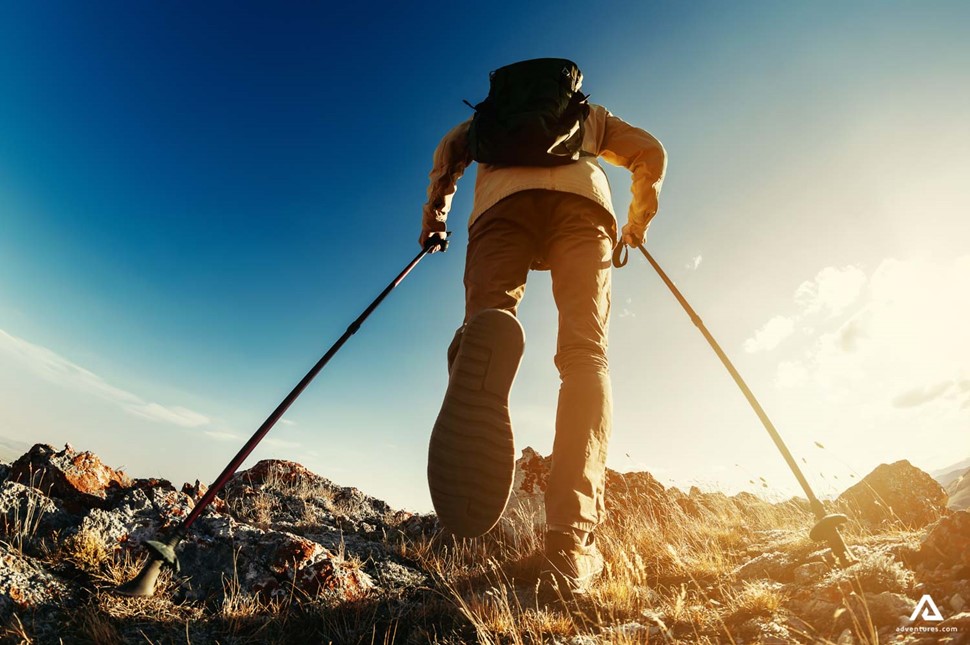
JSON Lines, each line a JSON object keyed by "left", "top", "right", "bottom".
{"left": 428, "top": 309, "right": 524, "bottom": 538}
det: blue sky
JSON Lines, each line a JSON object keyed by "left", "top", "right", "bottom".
{"left": 2, "top": 1, "right": 969, "bottom": 510}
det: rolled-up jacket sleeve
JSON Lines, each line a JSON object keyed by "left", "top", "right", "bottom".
{"left": 597, "top": 110, "right": 667, "bottom": 236}
{"left": 422, "top": 119, "right": 473, "bottom": 235}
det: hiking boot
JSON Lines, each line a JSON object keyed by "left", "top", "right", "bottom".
{"left": 427, "top": 308, "right": 524, "bottom": 538}
{"left": 541, "top": 530, "right": 604, "bottom": 596}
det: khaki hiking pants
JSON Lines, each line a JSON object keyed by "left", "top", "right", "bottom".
{"left": 455, "top": 189, "right": 615, "bottom": 534}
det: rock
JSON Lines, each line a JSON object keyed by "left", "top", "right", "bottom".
{"left": 0, "top": 541, "right": 70, "bottom": 625}
{"left": 502, "top": 447, "right": 552, "bottom": 530}
{"left": 738, "top": 617, "right": 792, "bottom": 644}
{"left": 223, "top": 459, "right": 392, "bottom": 535}
{"left": 80, "top": 480, "right": 196, "bottom": 546}
{"left": 837, "top": 460, "right": 948, "bottom": 528}
{"left": 0, "top": 481, "right": 74, "bottom": 552}
{"left": 394, "top": 512, "right": 439, "bottom": 540}
{"left": 920, "top": 510, "right": 970, "bottom": 569}
{"left": 794, "top": 562, "right": 828, "bottom": 584}
{"left": 666, "top": 486, "right": 701, "bottom": 516}
{"left": 788, "top": 595, "right": 840, "bottom": 624}
{"left": 181, "top": 479, "right": 207, "bottom": 501}
{"left": 175, "top": 515, "right": 374, "bottom": 603}
{"left": 852, "top": 591, "right": 917, "bottom": 627}
{"left": 604, "top": 468, "right": 667, "bottom": 516}
{"left": 939, "top": 611, "right": 970, "bottom": 633}
{"left": 230, "top": 459, "right": 318, "bottom": 487}
{"left": 736, "top": 551, "right": 799, "bottom": 582}
{"left": 8, "top": 444, "right": 131, "bottom": 513}
{"left": 731, "top": 491, "right": 778, "bottom": 517}
{"left": 951, "top": 593, "right": 966, "bottom": 613}
{"left": 598, "top": 621, "right": 652, "bottom": 640}
{"left": 502, "top": 446, "right": 670, "bottom": 532}
{"left": 567, "top": 636, "right": 598, "bottom": 645}
{"left": 689, "top": 489, "right": 752, "bottom": 524}
{"left": 946, "top": 469, "right": 970, "bottom": 511}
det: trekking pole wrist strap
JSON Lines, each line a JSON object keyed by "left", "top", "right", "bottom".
{"left": 612, "top": 243, "right": 629, "bottom": 268}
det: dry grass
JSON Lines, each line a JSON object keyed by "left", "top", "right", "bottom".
{"left": 0, "top": 487, "right": 47, "bottom": 556}
{"left": 0, "top": 613, "right": 34, "bottom": 645}
{"left": 225, "top": 463, "right": 339, "bottom": 529}
{"left": 393, "top": 488, "right": 930, "bottom": 643}
{"left": 3, "top": 459, "right": 930, "bottom": 644}
{"left": 389, "top": 493, "right": 827, "bottom": 643}
{"left": 60, "top": 527, "right": 111, "bottom": 573}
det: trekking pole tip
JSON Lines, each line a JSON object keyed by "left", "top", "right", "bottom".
{"left": 809, "top": 513, "right": 855, "bottom": 567}
{"left": 113, "top": 536, "right": 181, "bottom": 597}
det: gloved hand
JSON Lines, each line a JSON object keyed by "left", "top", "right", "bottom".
{"left": 621, "top": 221, "right": 646, "bottom": 247}
{"left": 420, "top": 229, "right": 449, "bottom": 253}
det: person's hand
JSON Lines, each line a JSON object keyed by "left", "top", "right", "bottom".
{"left": 621, "top": 222, "right": 646, "bottom": 247}
{"left": 420, "top": 230, "right": 449, "bottom": 253}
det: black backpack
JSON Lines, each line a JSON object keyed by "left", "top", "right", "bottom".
{"left": 466, "top": 58, "right": 590, "bottom": 167}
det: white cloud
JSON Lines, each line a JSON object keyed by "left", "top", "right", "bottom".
{"left": 781, "top": 256, "right": 970, "bottom": 412}
{"left": 204, "top": 430, "right": 241, "bottom": 442}
{"left": 794, "top": 266, "right": 867, "bottom": 317}
{"left": 776, "top": 360, "right": 809, "bottom": 388}
{"left": 126, "top": 403, "right": 210, "bottom": 427}
{"left": 686, "top": 255, "right": 703, "bottom": 270}
{"left": 892, "top": 381, "right": 954, "bottom": 409}
{"left": 745, "top": 265, "right": 867, "bottom": 353}
{"left": 744, "top": 315, "right": 795, "bottom": 353}
{"left": 0, "top": 328, "right": 211, "bottom": 429}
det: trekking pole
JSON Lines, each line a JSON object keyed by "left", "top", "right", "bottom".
{"left": 116, "top": 236, "right": 448, "bottom": 596}
{"left": 614, "top": 243, "right": 854, "bottom": 567}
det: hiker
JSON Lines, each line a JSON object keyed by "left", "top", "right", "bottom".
{"left": 421, "top": 58, "right": 667, "bottom": 595}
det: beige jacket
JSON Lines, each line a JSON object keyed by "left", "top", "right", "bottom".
{"left": 422, "top": 103, "right": 667, "bottom": 242}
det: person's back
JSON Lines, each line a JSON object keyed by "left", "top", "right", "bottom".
{"left": 421, "top": 58, "right": 667, "bottom": 595}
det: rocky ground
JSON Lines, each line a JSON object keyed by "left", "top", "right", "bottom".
{"left": 1, "top": 443, "right": 968, "bottom": 644}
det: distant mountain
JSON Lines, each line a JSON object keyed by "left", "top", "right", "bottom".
{"left": 0, "top": 435, "right": 31, "bottom": 463}
{"left": 945, "top": 468, "right": 970, "bottom": 510}
{"left": 935, "top": 466, "right": 969, "bottom": 490}
{"left": 932, "top": 456, "right": 970, "bottom": 486}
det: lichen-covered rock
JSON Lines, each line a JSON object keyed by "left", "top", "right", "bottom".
{"left": 501, "top": 447, "right": 552, "bottom": 531}
{"left": 173, "top": 515, "right": 374, "bottom": 603}
{"left": 0, "top": 481, "right": 75, "bottom": 548}
{"left": 837, "top": 460, "right": 948, "bottom": 528}
{"left": 920, "top": 510, "right": 970, "bottom": 569}
{"left": 604, "top": 468, "right": 668, "bottom": 519}
{"left": 222, "top": 459, "right": 392, "bottom": 535}
{"left": 81, "top": 481, "right": 196, "bottom": 546}
{"left": 0, "top": 541, "right": 70, "bottom": 624}
{"left": 793, "top": 562, "right": 828, "bottom": 584}
{"left": 8, "top": 443, "right": 131, "bottom": 513}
